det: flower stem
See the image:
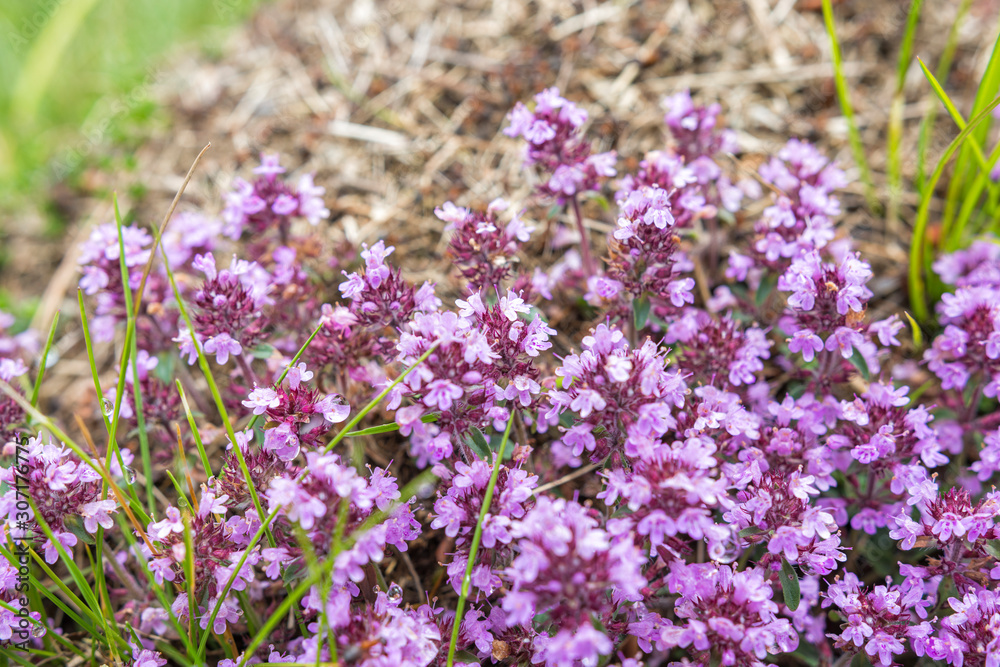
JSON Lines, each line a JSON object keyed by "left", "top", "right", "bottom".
{"left": 571, "top": 194, "right": 596, "bottom": 278}
{"left": 446, "top": 411, "right": 517, "bottom": 666}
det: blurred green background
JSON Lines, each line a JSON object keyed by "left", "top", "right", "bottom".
{"left": 0, "top": 0, "right": 261, "bottom": 209}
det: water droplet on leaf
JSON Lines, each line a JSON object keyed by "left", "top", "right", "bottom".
{"left": 123, "top": 466, "right": 137, "bottom": 485}
{"left": 709, "top": 534, "right": 741, "bottom": 564}
{"left": 101, "top": 398, "right": 114, "bottom": 418}
{"left": 387, "top": 582, "right": 403, "bottom": 603}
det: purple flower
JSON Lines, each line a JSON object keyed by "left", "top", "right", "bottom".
{"left": 79, "top": 499, "right": 117, "bottom": 533}
{"left": 242, "top": 386, "right": 279, "bottom": 414}
{"left": 865, "top": 631, "right": 905, "bottom": 667}
{"left": 825, "top": 327, "right": 865, "bottom": 358}
{"left": 788, "top": 329, "right": 824, "bottom": 362}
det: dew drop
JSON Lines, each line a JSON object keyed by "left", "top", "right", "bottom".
{"left": 386, "top": 582, "right": 403, "bottom": 603}
{"left": 101, "top": 398, "right": 114, "bottom": 418}
{"left": 709, "top": 534, "right": 741, "bottom": 564}
{"left": 123, "top": 466, "right": 137, "bottom": 485}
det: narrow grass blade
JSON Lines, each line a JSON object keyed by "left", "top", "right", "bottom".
{"left": 908, "top": 97, "right": 1000, "bottom": 320}
{"left": 321, "top": 343, "right": 440, "bottom": 454}
{"left": 245, "top": 322, "right": 323, "bottom": 432}
{"left": 943, "top": 28, "right": 1000, "bottom": 229}
{"left": 342, "top": 413, "right": 439, "bottom": 438}
{"left": 886, "top": 0, "right": 923, "bottom": 226}
{"left": 916, "top": 56, "right": 1000, "bottom": 246}
{"left": 104, "top": 196, "right": 143, "bottom": 511}
{"left": 234, "top": 468, "right": 437, "bottom": 665}
{"left": 446, "top": 412, "right": 516, "bottom": 667}
{"left": 0, "top": 544, "right": 97, "bottom": 639}
{"left": 22, "top": 505, "right": 128, "bottom": 659}
{"left": 151, "top": 224, "right": 276, "bottom": 550}
{"left": 77, "top": 289, "right": 111, "bottom": 433}
{"left": 29, "top": 311, "right": 59, "bottom": 407}
{"left": 950, "top": 140, "right": 1000, "bottom": 249}
{"left": 114, "top": 198, "right": 156, "bottom": 517}
{"left": 0, "top": 598, "right": 84, "bottom": 656}
{"left": 110, "top": 511, "right": 201, "bottom": 661}
{"left": 918, "top": 58, "right": 995, "bottom": 176}
{"left": 176, "top": 380, "right": 213, "bottom": 476}
{"left": 916, "top": 0, "right": 972, "bottom": 194}
{"left": 821, "top": 0, "right": 879, "bottom": 213}
{"left": 0, "top": 378, "right": 153, "bottom": 532}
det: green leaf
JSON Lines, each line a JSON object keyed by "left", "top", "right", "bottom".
{"left": 466, "top": 428, "right": 491, "bottom": 459}
{"left": 633, "top": 295, "right": 651, "bottom": 330}
{"left": 754, "top": 272, "right": 777, "bottom": 310}
{"left": 915, "top": 0, "right": 972, "bottom": 194}
{"left": 587, "top": 192, "right": 611, "bottom": 212}
{"left": 847, "top": 350, "right": 870, "bottom": 382}
{"left": 850, "top": 652, "right": 873, "bottom": 667}
{"left": 738, "top": 526, "right": 766, "bottom": 538}
{"left": 63, "top": 514, "right": 96, "bottom": 545}
{"left": 963, "top": 376, "right": 981, "bottom": 408}
{"left": 984, "top": 539, "right": 1000, "bottom": 560}
{"left": 903, "top": 311, "right": 923, "bottom": 348}
{"left": 251, "top": 343, "right": 275, "bottom": 359}
{"left": 153, "top": 350, "right": 176, "bottom": 385}
{"left": 779, "top": 557, "right": 801, "bottom": 611}
{"left": 791, "top": 641, "right": 821, "bottom": 667}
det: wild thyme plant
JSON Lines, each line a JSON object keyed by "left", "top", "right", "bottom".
{"left": 2, "top": 87, "right": 1000, "bottom": 667}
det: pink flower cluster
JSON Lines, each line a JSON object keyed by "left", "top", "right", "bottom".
{"left": 8, "top": 87, "right": 1000, "bottom": 667}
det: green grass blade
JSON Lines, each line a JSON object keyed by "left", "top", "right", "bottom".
{"left": 176, "top": 380, "right": 213, "bottom": 476}
{"left": 21, "top": 505, "right": 128, "bottom": 659}
{"left": 0, "top": 598, "right": 84, "bottom": 657}
{"left": 245, "top": 323, "right": 324, "bottom": 432}
{"left": 0, "top": 543, "right": 97, "bottom": 640}
{"left": 943, "top": 27, "right": 1000, "bottom": 228}
{"left": 236, "top": 469, "right": 437, "bottom": 666}
{"left": 321, "top": 343, "right": 440, "bottom": 454}
{"left": 919, "top": 58, "right": 995, "bottom": 173}
{"left": 821, "top": 0, "right": 879, "bottom": 213}
{"left": 151, "top": 224, "right": 276, "bottom": 551}
{"left": 908, "top": 96, "right": 1000, "bottom": 320}
{"left": 113, "top": 198, "right": 156, "bottom": 517}
{"left": 916, "top": 57, "right": 1000, "bottom": 245}
{"left": 886, "top": 0, "right": 923, "bottom": 226}
{"left": 111, "top": 512, "right": 201, "bottom": 661}
{"left": 916, "top": 0, "right": 972, "bottom": 194}
{"left": 127, "top": 329, "right": 156, "bottom": 517}
{"left": 343, "top": 414, "right": 439, "bottom": 438}
{"left": 446, "top": 412, "right": 516, "bottom": 667}
{"left": 77, "top": 289, "right": 112, "bottom": 433}
{"left": 0, "top": 377, "right": 151, "bottom": 528}
{"left": 28, "top": 311, "right": 59, "bottom": 408}
{"left": 950, "top": 140, "right": 1000, "bottom": 248}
